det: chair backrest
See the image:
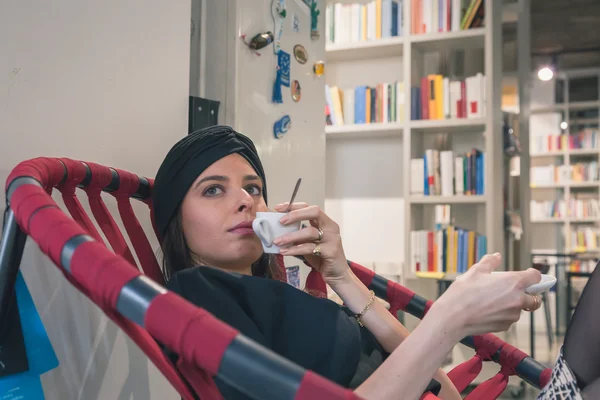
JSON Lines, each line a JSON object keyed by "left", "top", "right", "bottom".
{"left": 1, "top": 157, "right": 552, "bottom": 400}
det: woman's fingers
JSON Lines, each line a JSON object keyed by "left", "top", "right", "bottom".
{"left": 274, "top": 225, "right": 321, "bottom": 246}
{"left": 472, "top": 253, "right": 502, "bottom": 273}
{"left": 521, "top": 293, "right": 542, "bottom": 311}
{"left": 280, "top": 242, "right": 324, "bottom": 257}
{"left": 279, "top": 205, "right": 337, "bottom": 231}
{"left": 515, "top": 268, "right": 542, "bottom": 290}
{"left": 273, "top": 202, "right": 309, "bottom": 212}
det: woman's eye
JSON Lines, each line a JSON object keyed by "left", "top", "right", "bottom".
{"left": 203, "top": 186, "right": 223, "bottom": 197}
{"left": 245, "top": 185, "right": 262, "bottom": 196}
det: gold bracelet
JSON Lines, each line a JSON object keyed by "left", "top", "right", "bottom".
{"left": 355, "top": 290, "right": 375, "bottom": 327}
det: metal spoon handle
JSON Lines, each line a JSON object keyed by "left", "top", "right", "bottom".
{"left": 286, "top": 178, "right": 302, "bottom": 212}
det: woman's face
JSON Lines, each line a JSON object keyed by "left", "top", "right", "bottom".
{"left": 180, "top": 153, "right": 268, "bottom": 274}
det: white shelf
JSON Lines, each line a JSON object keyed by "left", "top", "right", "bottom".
{"left": 409, "top": 28, "right": 485, "bottom": 51}
{"left": 570, "top": 181, "right": 600, "bottom": 188}
{"left": 530, "top": 149, "right": 600, "bottom": 158}
{"left": 570, "top": 149, "right": 600, "bottom": 156}
{"left": 324, "top": 0, "right": 503, "bottom": 290}
{"left": 530, "top": 151, "right": 565, "bottom": 158}
{"left": 531, "top": 100, "right": 600, "bottom": 114}
{"left": 409, "top": 118, "right": 486, "bottom": 133}
{"left": 325, "top": 123, "right": 404, "bottom": 139}
{"left": 410, "top": 195, "right": 487, "bottom": 204}
{"left": 530, "top": 182, "right": 600, "bottom": 189}
{"left": 325, "top": 37, "right": 404, "bottom": 62}
{"left": 531, "top": 218, "right": 600, "bottom": 224}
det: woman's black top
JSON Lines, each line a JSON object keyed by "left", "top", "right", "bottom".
{"left": 165, "top": 266, "right": 441, "bottom": 399}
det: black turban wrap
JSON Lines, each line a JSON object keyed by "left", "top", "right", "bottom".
{"left": 152, "top": 125, "right": 267, "bottom": 241}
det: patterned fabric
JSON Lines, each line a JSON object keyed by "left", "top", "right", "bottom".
{"left": 537, "top": 347, "right": 583, "bottom": 400}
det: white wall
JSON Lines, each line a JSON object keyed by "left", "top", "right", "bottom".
{"left": 0, "top": 1, "right": 191, "bottom": 398}
{"left": 203, "top": 0, "right": 327, "bottom": 285}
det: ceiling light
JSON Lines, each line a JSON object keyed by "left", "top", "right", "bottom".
{"left": 538, "top": 67, "right": 554, "bottom": 81}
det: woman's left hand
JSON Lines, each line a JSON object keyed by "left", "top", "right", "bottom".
{"left": 272, "top": 202, "right": 349, "bottom": 284}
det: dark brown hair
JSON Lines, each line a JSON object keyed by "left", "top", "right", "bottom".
{"left": 160, "top": 208, "right": 284, "bottom": 282}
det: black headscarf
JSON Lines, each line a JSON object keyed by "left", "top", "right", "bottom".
{"left": 153, "top": 125, "right": 267, "bottom": 241}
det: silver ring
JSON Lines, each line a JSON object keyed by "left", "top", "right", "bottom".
{"left": 316, "top": 227, "right": 324, "bottom": 242}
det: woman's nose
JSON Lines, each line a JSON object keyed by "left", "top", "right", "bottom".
{"left": 237, "top": 188, "right": 254, "bottom": 212}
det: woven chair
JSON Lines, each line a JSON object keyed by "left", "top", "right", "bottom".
{"left": 0, "top": 157, "right": 552, "bottom": 400}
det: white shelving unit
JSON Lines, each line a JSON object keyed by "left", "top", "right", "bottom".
{"left": 529, "top": 70, "right": 600, "bottom": 254}
{"left": 323, "top": 0, "right": 504, "bottom": 380}
{"left": 324, "top": 0, "right": 503, "bottom": 285}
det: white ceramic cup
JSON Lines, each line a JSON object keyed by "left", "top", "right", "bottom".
{"left": 252, "top": 212, "right": 301, "bottom": 254}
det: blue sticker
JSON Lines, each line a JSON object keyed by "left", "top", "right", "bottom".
{"left": 286, "top": 266, "right": 301, "bottom": 288}
{"left": 0, "top": 272, "right": 59, "bottom": 398}
{"left": 278, "top": 50, "right": 291, "bottom": 87}
{"left": 292, "top": 14, "right": 300, "bottom": 32}
{"left": 274, "top": 115, "right": 291, "bottom": 139}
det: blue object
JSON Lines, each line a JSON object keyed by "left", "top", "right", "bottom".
{"left": 273, "top": 115, "right": 291, "bottom": 139}
{"left": 272, "top": 71, "right": 283, "bottom": 104}
{"left": 0, "top": 375, "right": 45, "bottom": 399}
{"left": 278, "top": 50, "right": 290, "bottom": 87}
{"left": 0, "top": 272, "right": 59, "bottom": 398}
{"left": 272, "top": 50, "right": 289, "bottom": 104}
{"left": 286, "top": 266, "right": 301, "bottom": 289}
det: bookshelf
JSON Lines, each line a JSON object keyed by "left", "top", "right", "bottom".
{"left": 323, "top": 0, "right": 503, "bottom": 286}
{"left": 323, "top": 0, "right": 504, "bottom": 379}
{"left": 529, "top": 71, "right": 600, "bottom": 257}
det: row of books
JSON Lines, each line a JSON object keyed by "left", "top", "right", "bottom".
{"left": 411, "top": 0, "right": 483, "bottom": 35}
{"left": 325, "top": 82, "right": 405, "bottom": 126}
{"left": 531, "top": 198, "right": 600, "bottom": 220}
{"left": 531, "top": 163, "right": 600, "bottom": 186}
{"left": 569, "top": 227, "right": 600, "bottom": 253}
{"left": 325, "top": 0, "right": 404, "bottom": 45}
{"left": 410, "top": 225, "right": 487, "bottom": 274}
{"left": 569, "top": 259, "right": 597, "bottom": 273}
{"left": 410, "top": 73, "right": 485, "bottom": 120}
{"left": 410, "top": 148, "right": 484, "bottom": 196}
{"left": 530, "top": 130, "right": 600, "bottom": 155}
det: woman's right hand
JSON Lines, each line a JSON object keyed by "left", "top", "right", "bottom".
{"left": 431, "top": 253, "right": 542, "bottom": 338}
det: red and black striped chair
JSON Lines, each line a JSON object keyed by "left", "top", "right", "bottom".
{"left": 0, "top": 158, "right": 551, "bottom": 400}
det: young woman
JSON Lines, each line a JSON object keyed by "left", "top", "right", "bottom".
{"left": 152, "top": 125, "right": 545, "bottom": 400}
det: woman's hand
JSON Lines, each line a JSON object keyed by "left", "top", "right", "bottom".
{"left": 272, "top": 202, "right": 349, "bottom": 284}
{"left": 432, "top": 253, "right": 542, "bottom": 338}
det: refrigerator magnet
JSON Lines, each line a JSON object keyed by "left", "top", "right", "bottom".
{"left": 278, "top": 50, "right": 291, "bottom": 87}
{"left": 310, "top": 1, "right": 320, "bottom": 40}
{"left": 291, "top": 80, "right": 301, "bottom": 102}
{"left": 272, "top": 50, "right": 290, "bottom": 103}
{"left": 271, "top": 0, "right": 287, "bottom": 54}
{"left": 240, "top": 31, "right": 274, "bottom": 55}
{"left": 313, "top": 60, "right": 325, "bottom": 77}
{"left": 274, "top": 115, "right": 291, "bottom": 139}
{"left": 293, "top": 44, "right": 308, "bottom": 64}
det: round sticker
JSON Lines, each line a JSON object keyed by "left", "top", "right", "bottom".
{"left": 313, "top": 60, "right": 325, "bottom": 77}
{"left": 293, "top": 44, "right": 308, "bottom": 64}
{"left": 291, "top": 80, "right": 301, "bottom": 102}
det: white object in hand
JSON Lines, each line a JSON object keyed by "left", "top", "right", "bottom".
{"left": 252, "top": 212, "right": 300, "bottom": 254}
{"left": 524, "top": 274, "right": 557, "bottom": 294}
{"left": 491, "top": 272, "right": 557, "bottom": 294}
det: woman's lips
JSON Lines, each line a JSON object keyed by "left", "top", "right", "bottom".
{"left": 229, "top": 221, "right": 255, "bottom": 236}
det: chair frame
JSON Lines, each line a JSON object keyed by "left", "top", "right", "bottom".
{"left": 0, "top": 157, "right": 551, "bottom": 400}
